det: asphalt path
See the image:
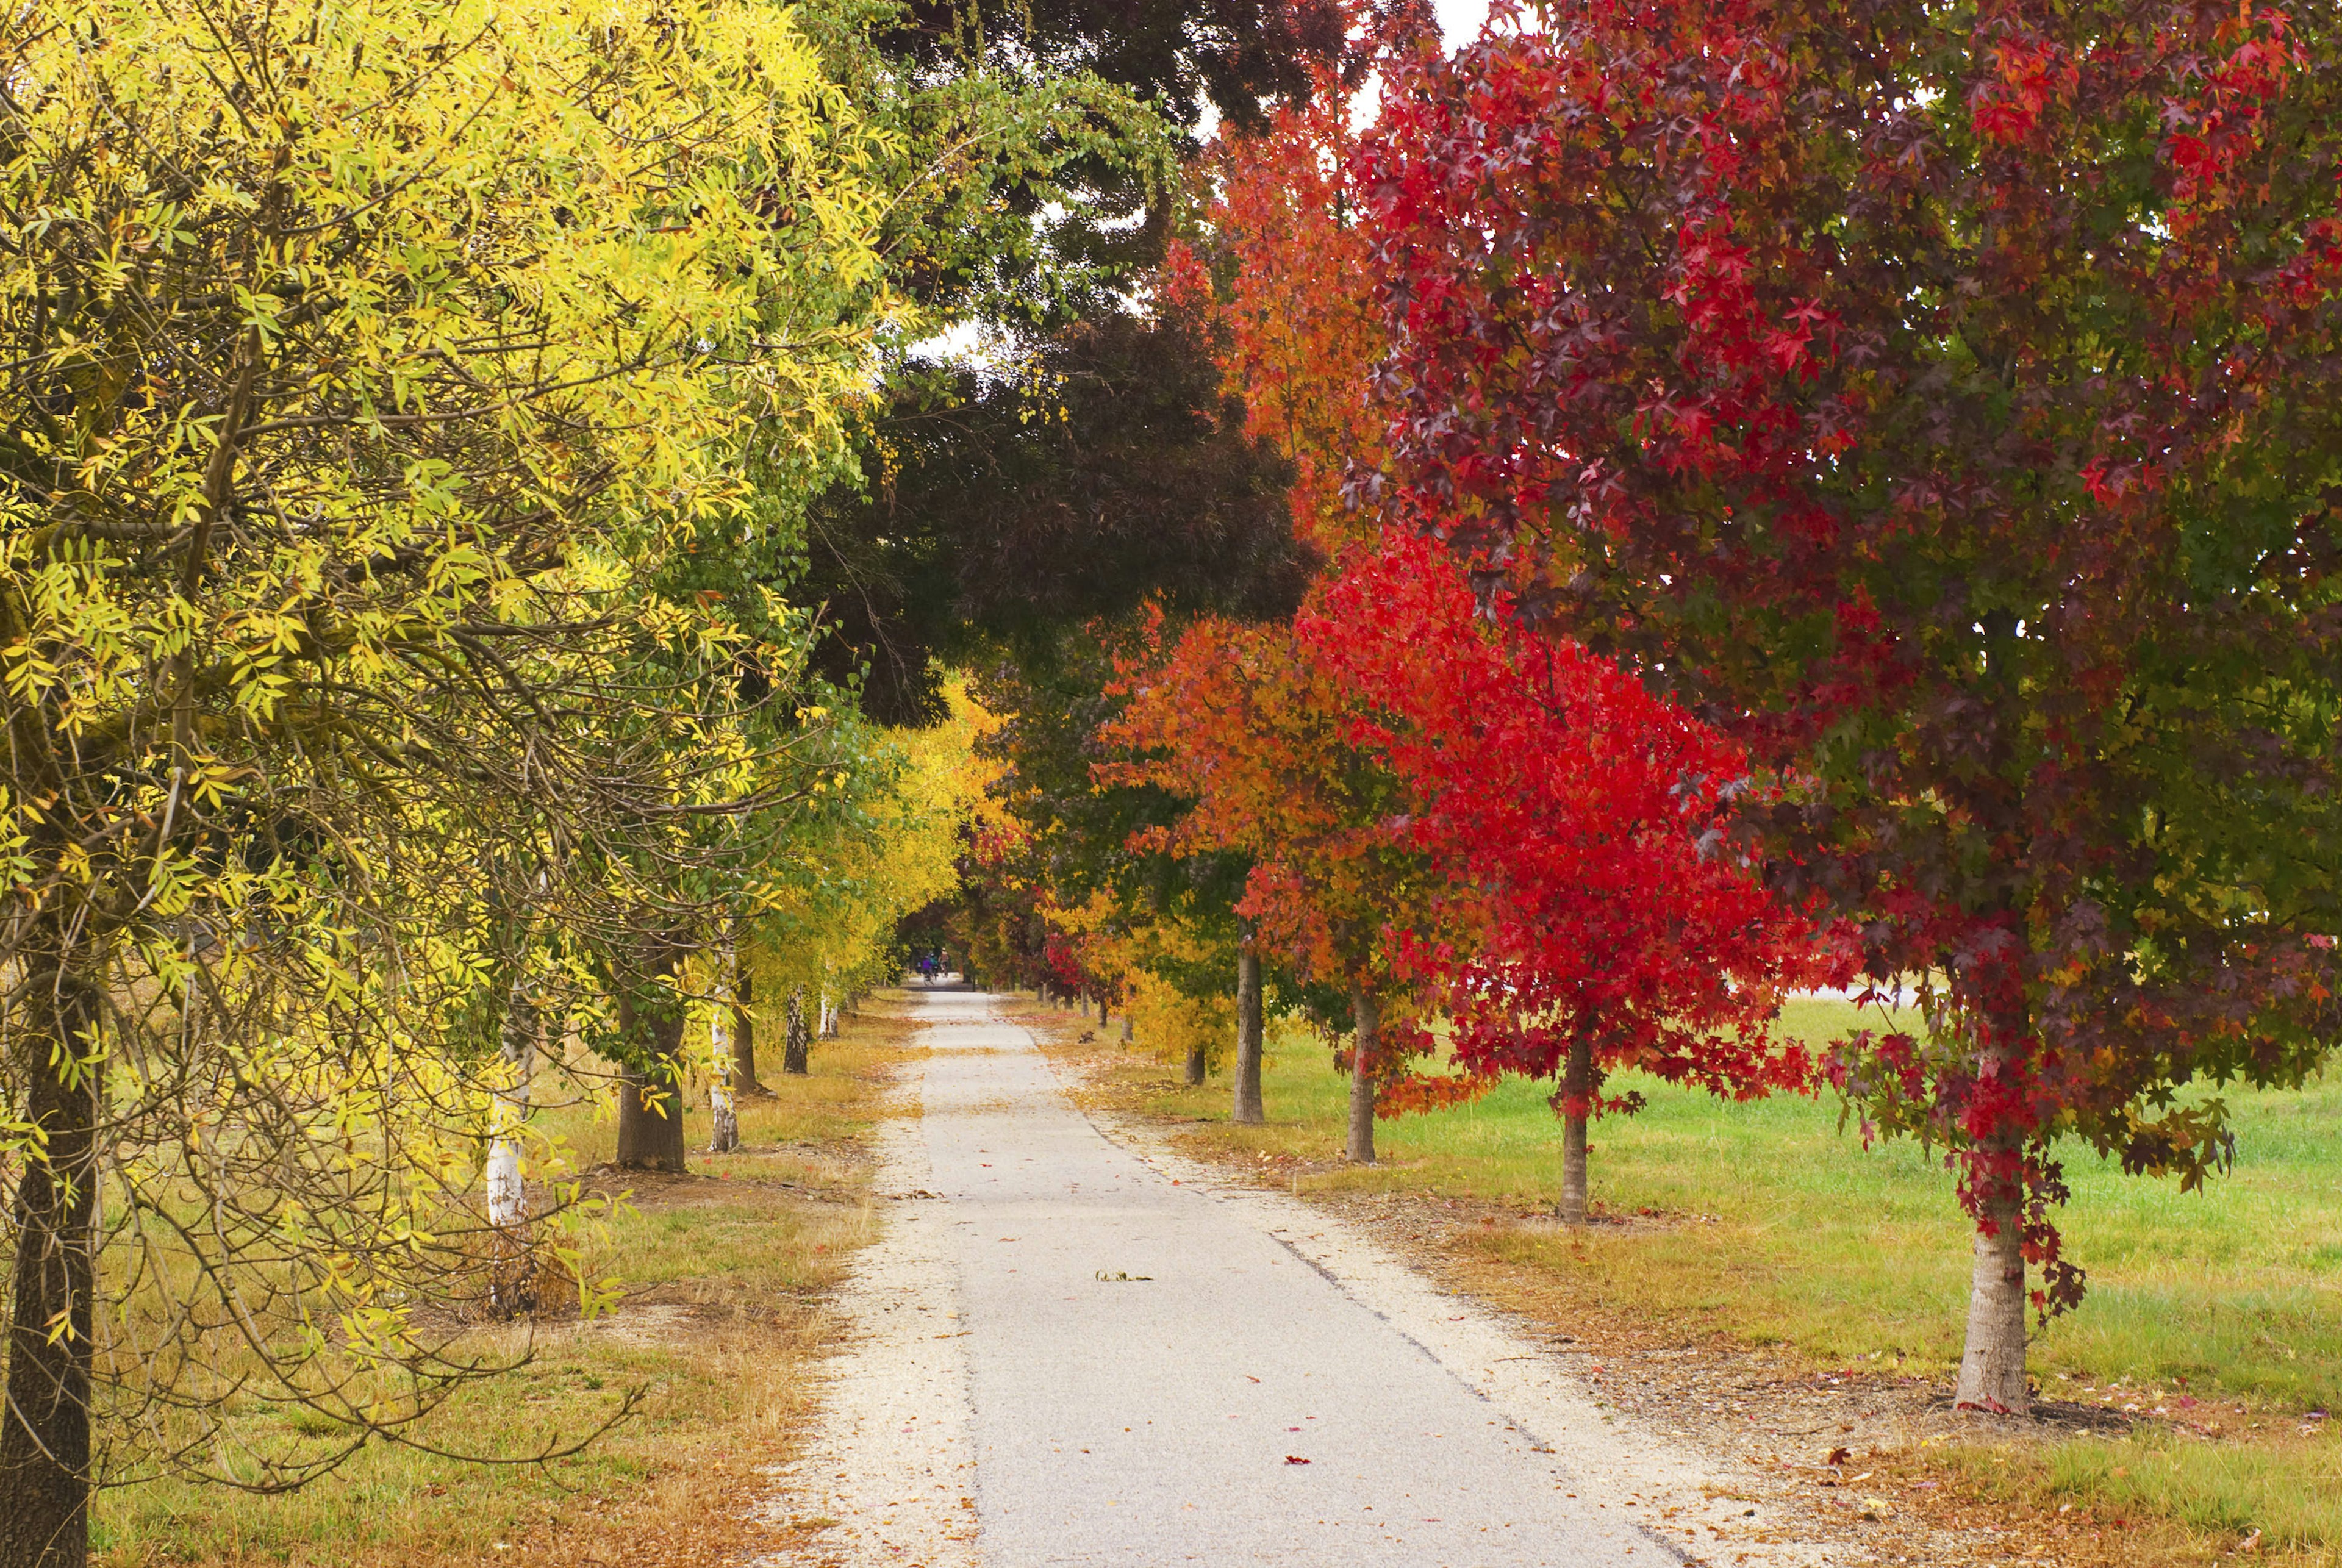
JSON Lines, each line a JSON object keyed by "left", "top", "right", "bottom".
{"left": 785, "top": 986, "right": 1800, "bottom": 1568}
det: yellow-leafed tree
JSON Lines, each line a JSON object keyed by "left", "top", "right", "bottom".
{"left": 742, "top": 679, "right": 993, "bottom": 1067}
{"left": 0, "top": 0, "right": 891, "bottom": 1555}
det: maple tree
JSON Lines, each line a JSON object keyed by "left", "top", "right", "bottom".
{"left": 1299, "top": 535, "right": 1848, "bottom": 1218}
{"left": 1197, "top": 74, "right": 1387, "bottom": 555}
{"left": 1087, "top": 76, "right": 1422, "bottom": 1140}
{"left": 1182, "top": 74, "right": 1838, "bottom": 1199}
{"left": 1105, "top": 603, "right": 1446, "bottom": 1162}
{"left": 1360, "top": 0, "right": 2342, "bottom": 1409}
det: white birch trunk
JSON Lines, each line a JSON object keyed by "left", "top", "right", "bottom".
{"left": 708, "top": 944, "right": 740, "bottom": 1154}
{"left": 486, "top": 978, "right": 535, "bottom": 1230}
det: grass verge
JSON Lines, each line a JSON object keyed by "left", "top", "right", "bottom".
{"left": 1040, "top": 992, "right": 2342, "bottom": 1564}
{"left": 93, "top": 995, "right": 919, "bottom": 1568}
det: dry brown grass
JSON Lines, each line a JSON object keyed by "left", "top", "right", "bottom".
{"left": 92, "top": 997, "right": 920, "bottom": 1568}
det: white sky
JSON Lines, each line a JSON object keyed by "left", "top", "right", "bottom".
{"left": 914, "top": 2, "right": 1499, "bottom": 366}
{"left": 1434, "top": 0, "right": 1492, "bottom": 46}
{"left": 1352, "top": 0, "right": 1500, "bottom": 126}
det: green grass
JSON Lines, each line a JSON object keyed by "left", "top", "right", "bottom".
{"left": 1134, "top": 997, "right": 2342, "bottom": 1408}
{"left": 93, "top": 1336, "right": 740, "bottom": 1565}
{"left": 1943, "top": 1426, "right": 2342, "bottom": 1553}
{"left": 1094, "top": 995, "right": 2342, "bottom": 1557}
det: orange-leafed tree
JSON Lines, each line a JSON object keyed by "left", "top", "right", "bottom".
{"left": 1101, "top": 49, "right": 1410, "bottom": 1129}
{"left": 1187, "top": 58, "right": 1386, "bottom": 553}
{"left": 1103, "top": 606, "right": 1448, "bottom": 1162}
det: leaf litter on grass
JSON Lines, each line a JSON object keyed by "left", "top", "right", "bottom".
{"left": 94, "top": 1004, "right": 922, "bottom": 1568}
{"left": 1029, "top": 1003, "right": 2340, "bottom": 1567}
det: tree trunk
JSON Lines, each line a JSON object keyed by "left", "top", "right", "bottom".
{"left": 485, "top": 978, "right": 536, "bottom": 1228}
{"left": 1558, "top": 1033, "right": 1592, "bottom": 1225}
{"left": 707, "top": 1075, "right": 737, "bottom": 1152}
{"left": 1, "top": 949, "right": 101, "bottom": 1568}
{"left": 783, "top": 986, "right": 809, "bottom": 1075}
{"left": 707, "top": 947, "right": 740, "bottom": 1155}
{"left": 1953, "top": 945, "right": 2033, "bottom": 1416}
{"left": 485, "top": 978, "right": 545, "bottom": 1316}
{"left": 1954, "top": 1194, "right": 2030, "bottom": 1413}
{"left": 1098, "top": 995, "right": 1109, "bottom": 1026}
{"left": 1184, "top": 1039, "right": 1206, "bottom": 1086}
{"left": 732, "top": 970, "right": 765, "bottom": 1097}
{"left": 1119, "top": 1015, "right": 1133, "bottom": 1046}
{"left": 1232, "top": 925, "right": 1265, "bottom": 1125}
{"left": 1347, "top": 985, "right": 1378, "bottom": 1164}
{"left": 614, "top": 988, "right": 688, "bottom": 1173}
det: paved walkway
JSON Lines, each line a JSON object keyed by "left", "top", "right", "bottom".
{"left": 779, "top": 987, "right": 1813, "bottom": 1568}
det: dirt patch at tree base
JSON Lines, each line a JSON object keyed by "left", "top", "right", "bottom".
{"left": 1285, "top": 1186, "right": 2261, "bottom": 1566}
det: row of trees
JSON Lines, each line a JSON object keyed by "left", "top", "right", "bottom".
{"left": 0, "top": 0, "right": 1347, "bottom": 1556}
{"left": 950, "top": 0, "right": 2342, "bottom": 1424}
{"left": 16, "top": 0, "right": 2335, "bottom": 1556}
{"left": 0, "top": 3, "right": 887, "bottom": 1556}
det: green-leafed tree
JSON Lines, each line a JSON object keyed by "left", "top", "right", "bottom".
{"left": 780, "top": 0, "right": 1342, "bottom": 726}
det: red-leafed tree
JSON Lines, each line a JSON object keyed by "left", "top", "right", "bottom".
{"left": 1361, "top": 0, "right": 2342, "bottom": 1409}
{"left": 1157, "top": 59, "right": 1841, "bottom": 1194}
{"left": 1299, "top": 534, "right": 1849, "bottom": 1219}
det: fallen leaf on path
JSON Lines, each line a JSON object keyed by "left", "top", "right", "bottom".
{"left": 1284, "top": 1456, "right": 1311, "bottom": 1465}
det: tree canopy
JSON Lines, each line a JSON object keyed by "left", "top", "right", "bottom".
{"left": 14, "top": 0, "right": 2342, "bottom": 1553}
{"left": 1358, "top": 0, "right": 2342, "bottom": 1410}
